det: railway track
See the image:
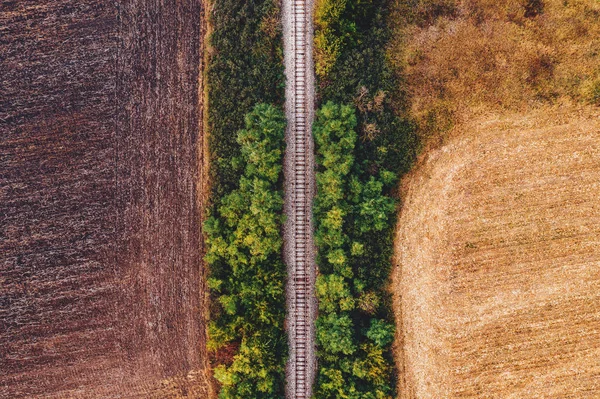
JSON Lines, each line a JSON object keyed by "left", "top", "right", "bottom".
{"left": 285, "top": 0, "right": 314, "bottom": 396}
{"left": 292, "top": 0, "right": 309, "bottom": 395}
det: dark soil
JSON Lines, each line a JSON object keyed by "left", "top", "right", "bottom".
{"left": 0, "top": 1, "right": 207, "bottom": 397}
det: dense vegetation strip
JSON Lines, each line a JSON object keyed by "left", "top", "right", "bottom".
{"left": 205, "top": 0, "right": 286, "bottom": 397}
{"left": 313, "top": 0, "right": 418, "bottom": 397}
{"left": 205, "top": 104, "right": 287, "bottom": 398}
{"left": 207, "top": 0, "right": 285, "bottom": 197}
{"left": 314, "top": 102, "right": 398, "bottom": 398}
{"left": 314, "top": 0, "right": 416, "bottom": 174}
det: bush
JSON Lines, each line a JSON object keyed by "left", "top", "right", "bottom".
{"left": 582, "top": 76, "right": 600, "bottom": 106}
{"left": 205, "top": 104, "right": 287, "bottom": 398}
{"left": 314, "top": 0, "right": 357, "bottom": 78}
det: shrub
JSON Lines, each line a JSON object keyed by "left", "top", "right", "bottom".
{"left": 582, "top": 76, "right": 600, "bottom": 106}
{"left": 314, "top": 0, "right": 357, "bottom": 78}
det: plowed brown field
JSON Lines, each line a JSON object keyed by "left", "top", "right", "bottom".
{"left": 0, "top": 1, "right": 208, "bottom": 398}
{"left": 394, "top": 109, "right": 600, "bottom": 398}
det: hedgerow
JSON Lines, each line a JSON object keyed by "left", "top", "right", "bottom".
{"left": 207, "top": 0, "right": 285, "bottom": 198}
{"left": 313, "top": 102, "right": 398, "bottom": 398}
{"left": 313, "top": 0, "right": 418, "bottom": 396}
{"left": 205, "top": 0, "right": 287, "bottom": 396}
{"left": 205, "top": 104, "right": 287, "bottom": 398}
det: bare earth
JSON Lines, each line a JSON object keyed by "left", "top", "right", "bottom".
{"left": 393, "top": 109, "right": 600, "bottom": 398}
{"left": 0, "top": 1, "right": 209, "bottom": 398}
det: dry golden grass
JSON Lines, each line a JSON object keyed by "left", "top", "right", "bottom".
{"left": 390, "top": 0, "right": 600, "bottom": 145}
{"left": 393, "top": 107, "right": 600, "bottom": 398}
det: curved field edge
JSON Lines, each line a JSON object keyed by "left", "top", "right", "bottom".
{"left": 393, "top": 109, "right": 600, "bottom": 398}
{"left": 390, "top": 1, "right": 600, "bottom": 397}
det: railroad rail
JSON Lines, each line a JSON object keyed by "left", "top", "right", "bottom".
{"left": 285, "top": 0, "right": 315, "bottom": 396}
{"left": 292, "top": 0, "right": 310, "bottom": 396}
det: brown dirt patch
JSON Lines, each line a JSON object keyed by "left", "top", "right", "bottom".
{"left": 0, "top": 1, "right": 209, "bottom": 398}
{"left": 393, "top": 108, "right": 600, "bottom": 398}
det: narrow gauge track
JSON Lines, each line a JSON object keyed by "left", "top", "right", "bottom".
{"left": 284, "top": 0, "right": 315, "bottom": 396}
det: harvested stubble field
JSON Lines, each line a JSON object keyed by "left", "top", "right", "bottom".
{"left": 0, "top": 1, "right": 209, "bottom": 398}
{"left": 394, "top": 108, "right": 600, "bottom": 398}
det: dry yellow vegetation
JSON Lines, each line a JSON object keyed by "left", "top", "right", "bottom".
{"left": 391, "top": 0, "right": 600, "bottom": 145}
{"left": 393, "top": 108, "right": 600, "bottom": 398}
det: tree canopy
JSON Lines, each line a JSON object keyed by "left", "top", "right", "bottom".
{"left": 205, "top": 104, "right": 287, "bottom": 399}
{"left": 314, "top": 102, "right": 398, "bottom": 399}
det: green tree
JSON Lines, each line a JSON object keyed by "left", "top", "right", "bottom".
{"left": 366, "top": 319, "right": 395, "bottom": 348}
{"left": 316, "top": 274, "right": 355, "bottom": 313}
{"left": 354, "top": 177, "right": 395, "bottom": 234}
{"left": 317, "top": 313, "right": 356, "bottom": 355}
